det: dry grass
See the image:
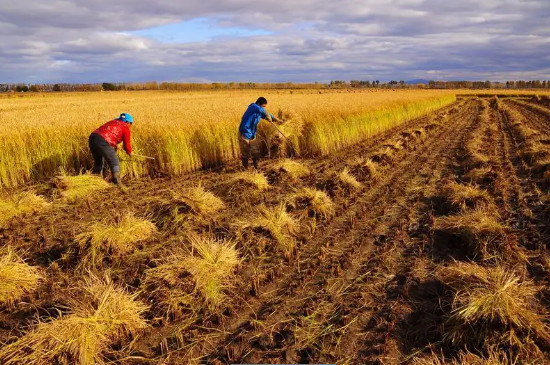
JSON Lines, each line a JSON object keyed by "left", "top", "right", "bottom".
{"left": 437, "top": 262, "right": 549, "bottom": 358}
{"left": 337, "top": 168, "right": 363, "bottom": 191}
{"left": 287, "top": 187, "right": 335, "bottom": 219}
{"left": 412, "top": 128, "right": 426, "bottom": 141}
{"left": 465, "top": 133, "right": 490, "bottom": 168}
{"left": 520, "top": 141, "right": 549, "bottom": 165}
{"left": 351, "top": 157, "right": 379, "bottom": 179}
{"left": 0, "top": 247, "right": 43, "bottom": 308}
{"left": 235, "top": 203, "right": 298, "bottom": 256}
{"left": 371, "top": 147, "right": 395, "bottom": 164}
{"left": 433, "top": 207, "right": 507, "bottom": 258}
{"left": 383, "top": 139, "right": 404, "bottom": 151}
{"left": 142, "top": 235, "right": 240, "bottom": 315}
{"left": 0, "top": 274, "right": 148, "bottom": 365}
{"left": 173, "top": 184, "right": 225, "bottom": 217}
{"left": 413, "top": 349, "right": 510, "bottom": 365}
{"left": 464, "top": 166, "right": 495, "bottom": 185}
{"left": 54, "top": 174, "right": 110, "bottom": 202}
{"left": 75, "top": 213, "right": 157, "bottom": 269}
{"left": 154, "top": 185, "right": 225, "bottom": 231}
{"left": 532, "top": 158, "right": 550, "bottom": 175}
{"left": 0, "top": 192, "right": 50, "bottom": 227}
{"left": 228, "top": 171, "right": 269, "bottom": 191}
{"left": 270, "top": 159, "right": 311, "bottom": 180}
{"left": 441, "top": 181, "right": 493, "bottom": 209}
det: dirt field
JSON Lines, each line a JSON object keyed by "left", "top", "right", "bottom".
{"left": 1, "top": 96, "right": 550, "bottom": 364}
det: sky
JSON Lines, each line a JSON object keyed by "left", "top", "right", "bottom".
{"left": 1, "top": 0, "right": 549, "bottom": 83}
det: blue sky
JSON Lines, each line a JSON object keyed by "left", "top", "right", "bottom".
{"left": 132, "top": 18, "right": 271, "bottom": 43}
{"left": 0, "top": 0, "right": 549, "bottom": 83}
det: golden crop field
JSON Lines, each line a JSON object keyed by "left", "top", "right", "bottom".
{"left": 0, "top": 89, "right": 455, "bottom": 188}
{"left": 3, "top": 90, "right": 550, "bottom": 364}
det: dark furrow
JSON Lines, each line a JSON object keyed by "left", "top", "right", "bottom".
{"left": 497, "top": 102, "right": 547, "bottom": 249}
{"left": 505, "top": 99, "right": 550, "bottom": 137}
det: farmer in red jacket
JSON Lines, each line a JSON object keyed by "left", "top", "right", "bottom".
{"left": 89, "top": 113, "right": 133, "bottom": 186}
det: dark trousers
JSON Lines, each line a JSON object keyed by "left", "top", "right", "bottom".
{"left": 238, "top": 133, "right": 261, "bottom": 168}
{"left": 89, "top": 133, "right": 120, "bottom": 174}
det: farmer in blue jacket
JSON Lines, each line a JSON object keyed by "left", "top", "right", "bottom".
{"left": 238, "top": 97, "right": 283, "bottom": 169}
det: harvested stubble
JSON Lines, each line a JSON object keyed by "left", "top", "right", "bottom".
{"left": 437, "top": 262, "right": 550, "bottom": 359}
{"left": 0, "top": 274, "right": 148, "bottom": 365}
{"left": 0, "top": 192, "right": 50, "bottom": 227}
{"left": 520, "top": 141, "right": 549, "bottom": 165}
{"left": 75, "top": 213, "right": 157, "bottom": 269}
{"left": 413, "top": 349, "right": 510, "bottom": 365}
{"left": 287, "top": 187, "right": 335, "bottom": 219}
{"left": 464, "top": 167, "right": 496, "bottom": 186}
{"left": 54, "top": 174, "right": 110, "bottom": 202}
{"left": 0, "top": 247, "right": 43, "bottom": 308}
{"left": 142, "top": 235, "right": 240, "bottom": 316}
{"left": 270, "top": 159, "right": 311, "bottom": 180}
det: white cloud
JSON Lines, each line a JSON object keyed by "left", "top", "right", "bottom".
{"left": 0, "top": 0, "right": 549, "bottom": 82}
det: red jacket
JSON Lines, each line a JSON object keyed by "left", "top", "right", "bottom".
{"left": 92, "top": 119, "right": 132, "bottom": 154}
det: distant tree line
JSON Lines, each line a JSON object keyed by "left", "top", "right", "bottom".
{"left": 1, "top": 79, "right": 549, "bottom": 92}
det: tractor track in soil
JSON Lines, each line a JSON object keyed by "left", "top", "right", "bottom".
{"left": 332, "top": 100, "right": 550, "bottom": 364}
{"left": 311, "top": 100, "right": 480, "bottom": 365}
{"left": 290, "top": 98, "right": 550, "bottom": 364}
{"left": 157, "top": 100, "right": 478, "bottom": 364}
{"left": 505, "top": 99, "right": 550, "bottom": 137}
{"left": 498, "top": 100, "right": 550, "bottom": 247}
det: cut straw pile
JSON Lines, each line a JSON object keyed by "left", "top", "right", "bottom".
{"left": 75, "top": 213, "right": 157, "bottom": 269}
{"left": 270, "top": 159, "right": 311, "bottom": 180}
{"left": 441, "top": 181, "right": 492, "bottom": 209}
{"left": 0, "top": 274, "right": 148, "bottom": 365}
{"left": 154, "top": 185, "right": 225, "bottom": 230}
{"left": 433, "top": 207, "right": 507, "bottom": 258}
{"left": 288, "top": 187, "right": 335, "bottom": 219}
{"left": 338, "top": 168, "right": 363, "bottom": 191}
{"left": 235, "top": 203, "right": 298, "bottom": 257}
{"left": 0, "top": 192, "right": 50, "bottom": 227}
{"left": 0, "top": 248, "right": 43, "bottom": 308}
{"left": 142, "top": 235, "right": 240, "bottom": 318}
{"left": 55, "top": 174, "right": 110, "bottom": 202}
{"left": 228, "top": 171, "right": 269, "bottom": 191}
{"left": 437, "top": 262, "right": 549, "bottom": 358}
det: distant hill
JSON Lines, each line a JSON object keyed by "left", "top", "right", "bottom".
{"left": 406, "top": 79, "right": 431, "bottom": 85}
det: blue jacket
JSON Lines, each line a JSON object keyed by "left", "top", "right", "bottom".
{"left": 239, "top": 103, "right": 274, "bottom": 140}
